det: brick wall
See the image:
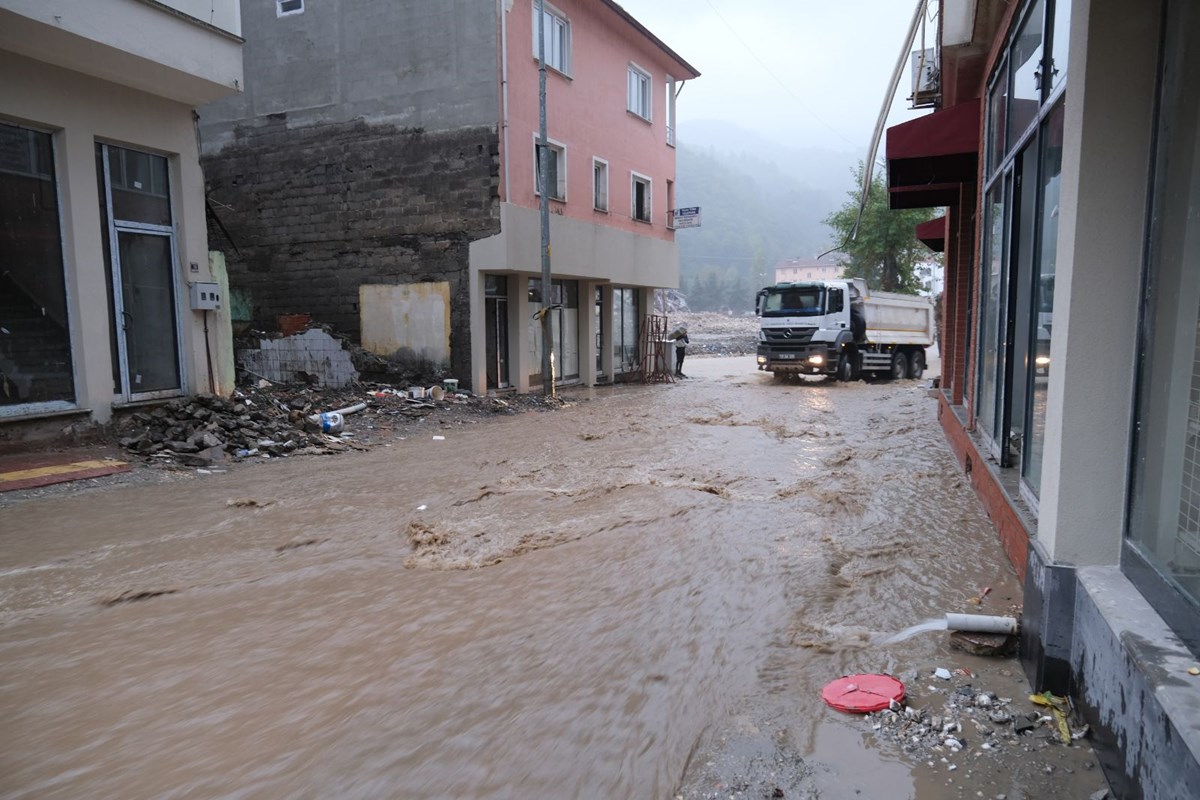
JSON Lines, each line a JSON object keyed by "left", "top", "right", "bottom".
{"left": 202, "top": 117, "right": 500, "bottom": 381}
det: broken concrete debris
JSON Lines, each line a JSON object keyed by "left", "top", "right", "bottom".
{"left": 864, "top": 674, "right": 1093, "bottom": 771}
{"left": 114, "top": 382, "right": 573, "bottom": 467}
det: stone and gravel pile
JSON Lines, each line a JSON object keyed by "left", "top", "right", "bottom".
{"left": 114, "top": 383, "right": 572, "bottom": 467}
{"left": 115, "top": 393, "right": 344, "bottom": 466}
{"left": 865, "top": 671, "right": 1092, "bottom": 777}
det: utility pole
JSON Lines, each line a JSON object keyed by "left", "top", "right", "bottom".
{"left": 536, "top": 0, "right": 554, "bottom": 396}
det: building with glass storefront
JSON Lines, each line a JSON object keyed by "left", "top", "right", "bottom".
{"left": 0, "top": 1, "right": 243, "bottom": 426}
{"left": 890, "top": 0, "right": 1199, "bottom": 793}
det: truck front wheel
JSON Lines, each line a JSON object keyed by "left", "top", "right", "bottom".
{"left": 836, "top": 352, "right": 855, "bottom": 382}
{"left": 890, "top": 351, "right": 909, "bottom": 380}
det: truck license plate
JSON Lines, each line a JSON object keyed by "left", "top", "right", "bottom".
{"left": 778, "top": 353, "right": 797, "bottom": 359}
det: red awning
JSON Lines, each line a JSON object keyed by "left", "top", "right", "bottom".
{"left": 915, "top": 215, "right": 947, "bottom": 252}
{"left": 886, "top": 99, "right": 981, "bottom": 209}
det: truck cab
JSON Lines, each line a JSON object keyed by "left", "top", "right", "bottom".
{"left": 754, "top": 281, "right": 860, "bottom": 377}
{"left": 755, "top": 278, "right": 932, "bottom": 381}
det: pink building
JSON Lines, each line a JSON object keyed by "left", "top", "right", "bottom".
{"left": 470, "top": 0, "right": 700, "bottom": 391}
{"left": 200, "top": 0, "right": 697, "bottom": 395}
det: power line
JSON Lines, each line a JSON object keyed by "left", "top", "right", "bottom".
{"left": 701, "top": 0, "right": 857, "bottom": 148}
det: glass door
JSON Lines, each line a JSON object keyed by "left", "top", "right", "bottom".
{"left": 99, "top": 143, "right": 183, "bottom": 400}
{"left": 484, "top": 274, "right": 509, "bottom": 389}
{"left": 116, "top": 231, "right": 180, "bottom": 393}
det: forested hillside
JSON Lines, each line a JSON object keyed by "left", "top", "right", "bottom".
{"left": 673, "top": 122, "right": 858, "bottom": 312}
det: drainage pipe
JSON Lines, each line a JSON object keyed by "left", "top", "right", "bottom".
{"left": 307, "top": 402, "right": 367, "bottom": 425}
{"left": 945, "top": 613, "right": 1018, "bottom": 635}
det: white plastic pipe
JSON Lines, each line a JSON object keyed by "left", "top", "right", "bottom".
{"left": 945, "top": 613, "right": 1018, "bottom": 635}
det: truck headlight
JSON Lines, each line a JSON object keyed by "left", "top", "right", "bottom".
{"left": 757, "top": 355, "right": 767, "bottom": 364}
{"left": 808, "top": 355, "right": 824, "bottom": 365}
{"left": 1035, "top": 356, "right": 1051, "bottom": 366}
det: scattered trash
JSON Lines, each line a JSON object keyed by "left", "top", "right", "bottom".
{"left": 432, "top": 435, "right": 445, "bottom": 441}
{"left": 1188, "top": 667, "right": 1199, "bottom": 676}
{"left": 966, "top": 586, "right": 992, "bottom": 605}
{"left": 316, "top": 412, "right": 344, "bottom": 434}
{"left": 417, "top": 504, "right": 427, "bottom": 511}
{"left": 1030, "top": 691, "right": 1072, "bottom": 744}
{"left": 934, "top": 667, "right": 952, "bottom": 680}
{"left": 821, "top": 674, "right": 905, "bottom": 713}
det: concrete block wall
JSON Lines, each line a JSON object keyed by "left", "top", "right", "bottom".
{"left": 202, "top": 118, "right": 500, "bottom": 382}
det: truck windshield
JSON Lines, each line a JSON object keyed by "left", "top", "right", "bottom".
{"left": 761, "top": 287, "right": 824, "bottom": 317}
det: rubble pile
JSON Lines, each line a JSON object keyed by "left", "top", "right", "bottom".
{"left": 116, "top": 394, "right": 341, "bottom": 466}
{"left": 114, "top": 381, "right": 572, "bottom": 467}
{"left": 864, "top": 672, "right": 1090, "bottom": 771}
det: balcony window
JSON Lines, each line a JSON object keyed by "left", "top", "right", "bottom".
{"left": 534, "top": 138, "right": 565, "bottom": 201}
{"left": 628, "top": 65, "right": 651, "bottom": 120}
{"left": 533, "top": 3, "right": 570, "bottom": 75}
{"left": 631, "top": 172, "right": 651, "bottom": 223}
{"left": 593, "top": 157, "right": 609, "bottom": 212}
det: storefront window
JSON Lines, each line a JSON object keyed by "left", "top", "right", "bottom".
{"left": 528, "top": 278, "right": 579, "bottom": 383}
{"left": 613, "top": 288, "right": 639, "bottom": 373}
{"left": 1127, "top": 0, "right": 1200, "bottom": 626}
{"left": 1009, "top": 0, "right": 1045, "bottom": 143}
{"left": 976, "top": 0, "right": 1069, "bottom": 481}
{"left": 0, "top": 123, "right": 75, "bottom": 408}
{"left": 977, "top": 183, "right": 1006, "bottom": 442}
{"left": 987, "top": 66, "right": 1008, "bottom": 176}
{"left": 1023, "top": 100, "right": 1065, "bottom": 494}
{"left": 1048, "top": 0, "right": 1071, "bottom": 91}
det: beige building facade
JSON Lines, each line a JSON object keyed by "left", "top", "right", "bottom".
{"left": 0, "top": 0, "right": 243, "bottom": 426}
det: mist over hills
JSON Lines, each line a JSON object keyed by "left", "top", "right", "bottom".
{"left": 672, "top": 120, "right": 862, "bottom": 311}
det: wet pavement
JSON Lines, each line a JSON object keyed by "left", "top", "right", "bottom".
{"left": 0, "top": 356, "right": 1106, "bottom": 799}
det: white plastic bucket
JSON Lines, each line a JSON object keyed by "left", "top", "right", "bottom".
{"left": 442, "top": 378, "right": 459, "bottom": 393}
{"left": 429, "top": 386, "right": 445, "bottom": 401}
{"left": 408, "top": 386, "right": 425, "bottom": 399}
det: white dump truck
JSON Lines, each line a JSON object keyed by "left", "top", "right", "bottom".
{"left": 754, "top": 278, "right": 935, "bottom": 381}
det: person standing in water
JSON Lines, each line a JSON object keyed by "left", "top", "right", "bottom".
{"left": 672, "top": 324, "right": 689, "bottom": 377}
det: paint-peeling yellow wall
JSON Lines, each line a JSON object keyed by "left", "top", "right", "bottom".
{"left": 359, "top": 283, "right": 452, "bottom": 366}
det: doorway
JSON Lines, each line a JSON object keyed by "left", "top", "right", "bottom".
{"left": 485, "top": 274, "right": 510, "bottom": 389}
{"left": 97, "top": 143, "right": 182, "bottom": 400}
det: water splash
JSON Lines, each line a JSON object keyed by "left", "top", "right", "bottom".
{"left": 878, "top": 617, "right": 947, "bottom": 644}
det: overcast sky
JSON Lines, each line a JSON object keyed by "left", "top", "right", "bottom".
{"left": 615, "top": 0, "right": 934, "bottom": 155}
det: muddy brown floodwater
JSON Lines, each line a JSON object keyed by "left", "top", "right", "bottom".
{"left": 0, "top": 356, "right": 1104, "bottom": 799}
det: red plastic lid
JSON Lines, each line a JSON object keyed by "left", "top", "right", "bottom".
{"left": 821, "top": 674, "right": 906, "bottom": 713}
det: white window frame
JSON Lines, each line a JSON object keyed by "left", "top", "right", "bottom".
{"left": 592, "top": 157, "right": 609, "bottom": 212}
{"left": 532, "top": 2, "right": 571, "bottom": 76}
{"left": 627, "top": 63, "right": 652, "bottom": 121}
{"left": 276, "top": 0, "right": 304, "bottom": 17}
{"left": 666, "top": 76, "right": 677, "bottom": 146}
{"left": 533, "top": 134, "right": 566, "bottom": 201}
{"left": 631, "top": 171, "right": 652, "bottom": 223}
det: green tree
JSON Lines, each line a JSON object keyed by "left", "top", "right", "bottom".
{"left": 823, "top": 162, "right": 940, "bottom": 294}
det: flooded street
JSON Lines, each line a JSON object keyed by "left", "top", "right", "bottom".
{"left": 0, "top": 356, "right": 1100, "bottom": 799}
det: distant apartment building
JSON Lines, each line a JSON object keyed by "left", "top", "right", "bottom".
{"left": 199, "top": 0, "right": 699, "bottom": 393}
{"left": 886, "top": 0, "right": 1200, "bottom": 794}
{"left": 773, "top": 257, "right": 844, "bottom": 284}
{"left": 0, "top": 0, "right": 244, "bottom": 426}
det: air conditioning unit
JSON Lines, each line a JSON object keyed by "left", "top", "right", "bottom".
{"left": 910, "top": 48, "right": 939, "bottom": 108}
